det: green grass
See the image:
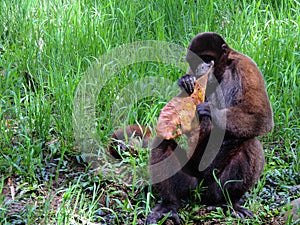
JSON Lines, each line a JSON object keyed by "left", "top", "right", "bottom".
{"left": 0, "top": 0, "right": 299, "bottom": 224}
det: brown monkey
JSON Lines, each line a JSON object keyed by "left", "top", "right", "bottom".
{"left": 109, "top": 32, "right": 274, "bottom": 224}
{"left": 108, "top": 124, "right": 151, "bottom": 159}
{"left": 146, "top": 32, "right": 273, "bottom": 224}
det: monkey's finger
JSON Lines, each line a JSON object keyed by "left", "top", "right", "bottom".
{"left": 187, "top": 76, "right": 196, "bottom": 94}
{"left": 178, "top": 74, "right": 195, "bottom": 95}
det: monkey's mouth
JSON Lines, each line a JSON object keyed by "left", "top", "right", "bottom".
{"left": 194, "top": 60, "right": 214, "bottom": 77}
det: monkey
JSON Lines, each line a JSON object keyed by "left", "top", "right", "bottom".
{"left": 146, "top": 32, "right": 274, "bottom": 224}
{"left": 108, "top": 124, "right": 151, "bottom": 159}
{"left": 108, "top": 32, "right": 274, "bottom": 224}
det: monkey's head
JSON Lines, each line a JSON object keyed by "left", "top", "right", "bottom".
{"left": 186, "top": 32, "right": 230, "bottom": 74}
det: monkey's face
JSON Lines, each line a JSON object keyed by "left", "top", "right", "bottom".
{"left": 186, "top": 61, "right": 214, "bottom": 79}
{"left": 186, "top": 32, "right": 229, "bottom": 74}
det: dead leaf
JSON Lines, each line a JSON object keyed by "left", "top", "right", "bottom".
{"left": 156, "top": 62, "right": 213, "bottom": 139}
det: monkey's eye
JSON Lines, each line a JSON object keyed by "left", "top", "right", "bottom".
{"left": 200, "top": 55, "right": 215, "bottom": 63}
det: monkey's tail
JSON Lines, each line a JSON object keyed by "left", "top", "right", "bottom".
{"left": 107, "top": 125, "right": 152, "bottom": 159}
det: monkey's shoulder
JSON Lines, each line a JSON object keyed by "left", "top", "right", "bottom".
{"left": 227, "top": 50, "right": 265, "bottom": 87}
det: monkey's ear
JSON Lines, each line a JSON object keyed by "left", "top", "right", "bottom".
{"left": 222, "top": 44, "right": 228, "bottom": 54}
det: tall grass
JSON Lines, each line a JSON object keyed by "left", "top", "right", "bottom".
{"left": 0, "top": 0, "right": 299, "bottom": 224}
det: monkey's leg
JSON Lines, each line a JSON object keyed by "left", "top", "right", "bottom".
{"left": 201, "top": 138, "right": 265, "bottom": 218}
{"left": 147, "top": 138, "right": 198, "bottom": 224}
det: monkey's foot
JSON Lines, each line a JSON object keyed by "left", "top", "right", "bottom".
{"left": 146, "top": 203, "right": 180, "bottom": 225}
{"left": 231, "top": 203, "right": 253, "bottom": 218}
{"left": 206, "top": 203, "right": 253, "bottom": 219}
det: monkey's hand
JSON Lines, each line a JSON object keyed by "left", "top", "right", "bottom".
{"left": 177, "top": 74, "right": 196, "bottom": 95}
{"left": 197, "top": 102, "right": 227, "bottom": 132}
{"left": 196, "top": 102, "right": 211, "bottom": 119}
{"left": 196, "top": 102, "right": 213, "bottom": 135}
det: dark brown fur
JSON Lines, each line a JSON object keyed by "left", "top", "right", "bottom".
{"left": 108, "top": 124, "right": 151, "bottom": 159}
{"left": 109, "top": 32, "right": 274, "bottom": 224}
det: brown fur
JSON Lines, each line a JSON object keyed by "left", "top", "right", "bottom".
{"left": 108, "top": 125, "right": 151, "bottom": 159}
{"left": 109, "top": 32, "right": 274, "bottom": 224}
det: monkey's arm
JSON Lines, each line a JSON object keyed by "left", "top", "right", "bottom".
{"left": 199, "top": 57, "right": 273, "bottom": 139}
{"left": 211, "top": 103, "right": 273, "bottom": 138}
{"left": 198, "top": 84, "right": 274, "bottom": 138}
